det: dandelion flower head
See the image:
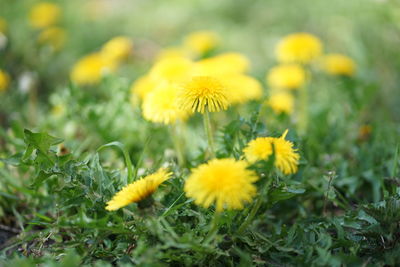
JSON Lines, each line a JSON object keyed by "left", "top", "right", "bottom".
{"left": 276, "top": 33, "right": 323, "bottom": 64}
{"left": 0, "top": 17, "right": 7, "bottom": 34}
{"left": 130, "top": 75, "right": 159, "bottom": 101}
{"left": 267, "top": 64, "right": 306, "bottom": 90}
{"left": 29, "top": 2, "right": 61, "bottom": 29}
{"left": 244, "top": 130, "right": 300, "bottom": 174}
{"left": 142, "top": 81, "right": 191, "bottom": 124}
{"left": 106, "top": 168, "right": 172, "bottom": 211}
{"left": 38, "top": 26, "right": 66, "bottom": 51}
{"left": 0, "top": 69, "right": 10, "bottom": 92}
{"left": 184, "top": 30, "right": 219, "bottom": 55}
{"left": 101, "top": 36, "right": 133, "bottom": 64}
{"left": 177, "top": 76, "right": 229, "bottom": 113}
{"left": 194, "top": 52, "right": 250, "bottom": 76}
{"left": 219, "top": 74, "right": 263, "bottom": 104}
{"left": 266, "top": 92, "right": 294, "bottom": 115}
{"left": 321, "top": 53, "right": 356, "bottom": 76}
{"left": 149, "top": 57, "right": 194, "bottom": 83}
{"left": 157, "top": 46, "right": 193, "bottom": 61}
{"left": 184, "top": 158, "right": 258, "bottom": 212}
{"left": 70, "top": 53, "right": 116, "bottom": 85}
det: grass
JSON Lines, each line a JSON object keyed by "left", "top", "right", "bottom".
{"left": 1, "top": 0, "right": 400, "bottom": 266}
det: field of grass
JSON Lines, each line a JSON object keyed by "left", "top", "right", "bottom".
{"left": 1, "top": 0, "right": 400, "bottom": 266}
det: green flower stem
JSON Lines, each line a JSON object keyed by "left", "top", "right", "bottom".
{"left": 203, "top": 211, "right": 220, "bottom": 244}
{"left": 169, "top": 123, "right": 185, "bottom": 166}
{"left": 237, "top": 178, "right": 272, "bottom": 235}
{"left": 203, "top": 110, "right": 215, "bottom": 158}
{"left": 298, "top": 85, "right": 308, "bottom": 136}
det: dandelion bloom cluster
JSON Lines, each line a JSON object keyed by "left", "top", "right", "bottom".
{"left": 29, "top": 2, "right": 61, "bottom": 29}
{"left": 178, "top": 76, "right": 229, "bottom": 113}
{"left": 128, "top": 33, "right": 262, "bottom": 124}
{"left": 106, "top": 168, "right": 172, "bottom": 211}
{"left": 276, "top": 33, "right": 323, "bottom": 64}
{"left": 142, "top": 82, "right": 190, "bottom": 124}
{"left": 321, "top": 54, "right": 356, "bottom": 76}
{"left": 267, "top": 64, "right": 306, "bottom": 90}
{"left": 184, "top": 30, "right": 219, "bottom": 55}
{"left": 0, "top": 69, "right": 10, "bottom": 92}
{"left": 266, "top": 92, "right": 294, "bottom": 115}
{"left": 184, "top": 158, "right": 258, "bottom": 211}
{"left": 244, "top": 130, "right": 300, "bottom": 174}
{"left": 70, "top": 53, "right": 116, "bottom": 85}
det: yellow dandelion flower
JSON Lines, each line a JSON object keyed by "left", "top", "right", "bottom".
{"left": 184, "top": 158, "right": 258, "bottom": 212}
{"left": 38, "top": 26, "right": 66, "bottom": 51}
{"left": 156, "top": 46, "right": 193, "bottom": 61}
{"left": 130, "top": 75, "right": 158, "bottom": 100}
{"left": 194, "top": 52, "right": 250, "bottom": 76}
{"left": 219, "top": 74, "right": 263, "bottom": 104}
{"left": 184, "top": 30, "right": 219, "bottom": 55}
{"left": 276, "top": 33, "right": 323, "bottom": 64}
{"left": 320, "top": 53, "right": 356, "bottom": 76}
{"left": 177, "top": 76, "right": 229, "bottom": 113}
{"left": 358, "top": 124, "right": 372, "bottom": 141}
{"left": 244, "top": 130, "right": 300, "bottom": 174}
{"left": 70, "top": 53, "right": 116, "bottom": 85}
{"left": 51, "top": 104, "right": 66, "bottom": 117}
{"left": 266, "top": 91, "right": 294, "bottom": 115}
{"left": 0, "top": 69, "right": 10, "bottom": 92}
{"left": 29, "top": 2, "right": 61, "bottom": 29}
{"left": 0, "top": 17, "right": 7, "bottom": 34}
{"left": 101, "top": 36, "right": 133, "bottom": 64}
{"left": 106, "top": 168, "right": 172, "bottom": 211}
{"left": 149, "top": 57, "right": 194, "bottom": 83}
{"left": 142, "top": 81, "right": 191, "bottom": 124}
{"left": 267, "top": 64, "right": 306, "bottom": 89}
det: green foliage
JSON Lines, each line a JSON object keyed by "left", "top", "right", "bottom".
{"left": 1, "top": 0, "right": 400, "bottom": 265}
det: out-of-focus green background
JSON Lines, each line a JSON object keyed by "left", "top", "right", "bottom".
{"left": 1, "top": 0, "right": 400, "bottom": 118}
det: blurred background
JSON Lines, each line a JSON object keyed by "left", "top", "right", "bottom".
{"left": 1, "top": 0, "right": 400, "bottom": 153}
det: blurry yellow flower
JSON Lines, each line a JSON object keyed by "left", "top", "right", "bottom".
{"left": 149, "top": 57, "right": 194, "bottom": 83}
{"left": 29, "top": 2, "right": 61, "bottom": 29}
{"left": 106, "top": 168, "right": 172, "bottom": 211}
{"left": 267, "top": 64, "right": 306, "bottom": 89}
{"left": 70, "top": 53, "right": 116, "bottom": 85}
{"left": 184, "top": 158, "right": 258, "bottom": 212}
{"left": 276, "top": 33, "right": 323, "bottom": 64}
{"left": 358, "top": 124, "right": 372, "bottom": 142}
{"left": 220, "top": 74, "right": 263, "bottom": 104}
{"left": 178, "top": 76, "right": 229, "bottom": 113}
{"left": 51, "top": 104, "right": 66, "bottom": 117}
{"left": 38, "top": 26, "right": 66, "bottom": 50}
{"left": 194, "top": 52, "right": 250, "bottom": 76}
{"left": 0, "top": 69, "right": 10, "bottom": 92}
{"left": 0, "top": 17, "right": 7, "bottom": 34}
{"left": 266, "top": 91, "right": 294, "bottom": 115}
{"left": 156, "top": 47, "right": 192, "bottom": 61}
{"left": 244, "top": 130, "right": 300, "bottom": 174}
{"left": 184, "top": 30, "right": 219, "bottom": 55}
{"left": 130, "top": 75, "right": 158, "bottom": 100}
{"left": 101, "top": 36, "right": 133, "bottom": 64}
{"left": 142, "top": 82, "right": 190, "bottom": 124}
{"left": 321, "top": 54, "right": 356, "bottom": 76}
